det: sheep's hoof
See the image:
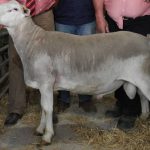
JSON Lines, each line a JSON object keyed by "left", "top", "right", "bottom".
{"left": 140, "top": 113, "right": 149, "bottom": 120}
{"left": 34, "top": 131, "right": 43, "bottom": 136}
{"left": 36, "top": 141, "right": 50, "bottom": 147}
{"left": 40, "top": 140, "right": 51, "bottom": 146}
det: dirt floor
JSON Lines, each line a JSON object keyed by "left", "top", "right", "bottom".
{"left": 0, "top": 94, "right": 150, "bottom": 150}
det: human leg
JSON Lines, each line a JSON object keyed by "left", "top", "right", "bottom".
{"left": 115, "top": 86, "right": 141, "bottom": 130}
{"left": 5, "top": 37, "right": 26, "bottom": 126}
{"left": 105, "top": 83, "right": 141, "bottom": 130}
{"left": 116, "top": 15, "right": 150, "bottom": 130}
{"left": 57, "top": 90, "right": 70, "bottom": 112}
{"left": 104, "top": 14, "right": 143, "bottom": 129}
{"left": 78, "top": 94, "right": 96, "bottom": 113}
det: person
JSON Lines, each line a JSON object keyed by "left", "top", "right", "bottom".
{"left": 53, "top": 0, "right": 97, "bottom": 113}
{"left": 93, "top": 0, "right": 150, "bottom": 130}
{"left": 3, "top": 0, "right": 58, "bottom": 126}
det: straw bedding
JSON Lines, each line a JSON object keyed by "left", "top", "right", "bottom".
{"left": 0, "top": 95, "right": 150, "bottom": 150}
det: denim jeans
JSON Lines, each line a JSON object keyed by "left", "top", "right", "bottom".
{"left": 55, "top": 21, "right": 96, "bottom": 103}
{"left": 55, "top": 21, "right": 96, "bottom": 35}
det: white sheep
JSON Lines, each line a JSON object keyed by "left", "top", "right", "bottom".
{"left": 0, "top": 0, "right": 150, "bottom": 144}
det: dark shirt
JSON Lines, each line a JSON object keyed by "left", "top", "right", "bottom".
{"left": 53, "top": 0, "right": 95, "bottom": 25}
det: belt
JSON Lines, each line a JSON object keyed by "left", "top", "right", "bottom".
{"left": 123, "top": 15, "right": 150, "bottom": 21}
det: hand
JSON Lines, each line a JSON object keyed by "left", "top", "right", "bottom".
{"left": 96, "top": 16, "right": 109, "bottom": 33}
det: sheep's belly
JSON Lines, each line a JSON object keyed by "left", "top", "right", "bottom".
{"left": 54, "top": 77, "right": 123, "bottom": 95}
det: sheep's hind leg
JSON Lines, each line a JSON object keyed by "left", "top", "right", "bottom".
{"left": 138, "top": 90, "right": 149, "bottom": 119}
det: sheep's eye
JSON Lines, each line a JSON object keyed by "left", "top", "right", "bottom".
{"left": 14, "top": 8, "right": 18, "bottom": 11}
{"left": 8, "top": 8, "right": 18, "bottom": 12}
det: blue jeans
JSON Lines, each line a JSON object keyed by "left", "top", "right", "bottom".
{"left": 55, "top": 21, "right": 96, "bottom": 35}
{"left": 55, "top": 21, "right": 96, "bottom": 103}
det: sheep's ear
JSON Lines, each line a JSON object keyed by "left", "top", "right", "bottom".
{"left": 23, "top": 6, "right": 30, "bottom": 17}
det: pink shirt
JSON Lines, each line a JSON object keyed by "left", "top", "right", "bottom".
{"left": 0, "top": 0, "right": 56, "bottom": 16}
{"left": 104, "top": 0, "right": 150, "bottom": 29}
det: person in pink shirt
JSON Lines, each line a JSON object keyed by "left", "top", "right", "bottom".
{"left": 1, "top": 0, "right": 58, "bottom": 125}
{"left": 93, "top": 0, "right": 150, "bottom": 130}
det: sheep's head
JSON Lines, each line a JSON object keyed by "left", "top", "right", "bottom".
{"left": 0, "top": 0, "right": 30, "bottom": 28}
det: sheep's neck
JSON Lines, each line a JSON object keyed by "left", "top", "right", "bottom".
{"left": 7, "top": 17, "right": 41, "bottom": 58}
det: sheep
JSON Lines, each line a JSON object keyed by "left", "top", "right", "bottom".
{"left": 0, "top": 0, "right": 150, "bottom": 144}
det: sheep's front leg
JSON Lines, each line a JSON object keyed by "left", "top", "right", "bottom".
{"left": 36, "top": 110, "right": 46, "bottom": 136}
{"left": 38, "top": 83, "right": 54, "bottom": 144}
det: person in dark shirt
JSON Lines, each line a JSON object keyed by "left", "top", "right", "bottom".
{"left": 53, "top": 0, "right": 97, "bottom": 113}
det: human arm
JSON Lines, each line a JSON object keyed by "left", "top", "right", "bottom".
{"left": 92, "top": 0, "right": 109, "bottom": 33}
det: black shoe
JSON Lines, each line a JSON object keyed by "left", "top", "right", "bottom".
{"left": 57, "top": 101, "right": 70, "bottom": 113}
{"left": 117, "top": 115, "right": 137, "bottom": 130}
{"left": 105, "top": 107, "right": 122, "bottom": 118}
{"left": 79, "top": 100, "right": 97, "bottom": 113}
{"left": 4, "top": 113, "right": 23, "bottom": 126}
